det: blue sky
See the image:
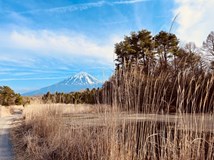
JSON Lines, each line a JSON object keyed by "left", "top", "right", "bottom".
{"left": 0, "top": 0, "right": 213, "bottom": 93}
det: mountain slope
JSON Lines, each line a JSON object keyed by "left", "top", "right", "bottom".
{"left": 23, "top": 72, "right": 102, "bottom": 96}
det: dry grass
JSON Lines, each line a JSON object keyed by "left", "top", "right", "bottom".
{"left": 11, "top": 104, "right": 214, "bottom": 160}
{"left": 10, "top": 70, "right": 214, "bottom": 160}
{"left": 106, "top": 69, "right": 214, "bottom": 113}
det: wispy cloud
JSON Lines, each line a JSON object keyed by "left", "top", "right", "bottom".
{"left": 0, "top": 76, "right": 68, "bottom": 82}
{"left": 9, "top": 29, "right": 115, "bottom": 63}
{"left": 0, "top": 28, "right": 119, "bottom": 69}
{"left": 2, "top": 1, "right": 104, "bottom": 15}
{"left": 15, "top": 0, "right": 148, "bottom": 15}
{"left": 102, "top": 19, "right": 130, "bottom": 25}
{"left": 0, "top": 55, "right": 36, "bottom": 67}
{"left": 113, "top": 0, "right": 148, "bottom": 4}
{"left": 39, "top": 1, "right": 105, "bottom": 14}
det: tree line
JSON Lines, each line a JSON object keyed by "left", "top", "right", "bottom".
{"left": 41, "top": 85, "right": 114, "bottom": 105}
{"left": 42, "top": 29, "right": 214, "bottom": 113}
{"left": 42, "top": 88, "right": 101, "bottom": 104}
{"left": 0, "top": 86, "right": 24, "bottom": 106}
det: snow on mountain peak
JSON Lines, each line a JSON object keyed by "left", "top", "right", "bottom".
{"left": 61, "top": 72, "right": 100, "bottom": 85}
{"left": 73, "top": 72, "right": 90, "bottom": 78}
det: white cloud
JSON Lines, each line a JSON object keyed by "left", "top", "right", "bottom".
{"left": 174, "top": 0, "right": 214, "bottom": 46}
{"left": 3, "top": 29, "right": 118, "bottom": 64}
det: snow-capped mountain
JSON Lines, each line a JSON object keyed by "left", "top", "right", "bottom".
{"left": 59, "top": 72, "right": 100, "bottom": 85}
{"left": 23, "top": 72, "right": 102, "bottom": 96}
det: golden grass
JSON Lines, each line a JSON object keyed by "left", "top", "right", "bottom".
{"left": 11, "top": 104, "right": 214, "bottom": 160}
{"left": 10, "top": 69, "right": 214, "bottom": 160}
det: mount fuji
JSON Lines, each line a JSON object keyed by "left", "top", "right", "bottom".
{"left": 23, "top": 72, "right": 103, "bottom": 96}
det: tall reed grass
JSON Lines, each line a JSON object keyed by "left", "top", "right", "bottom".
{"left": 12, "top": 108, "right": 214, "bottom": 159}
{"left": 102, "top": 67, "right": 214, "bottom": 114}
{"left": 11, "top": 69, "right": 214, "bottom": 159}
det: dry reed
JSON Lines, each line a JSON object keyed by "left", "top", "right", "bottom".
{"left": 11, "top": 70, "right": 214, "bottom": 160}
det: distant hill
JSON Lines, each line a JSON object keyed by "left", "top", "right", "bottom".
{"left": 23, "top": 72, "right": 102, "bottom": 96}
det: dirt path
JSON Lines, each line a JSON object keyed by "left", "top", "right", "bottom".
{"left": 0, "top": 107, "right": 22, "bottom": 160}
{"left": 0, "top": 116, "right": 15, "bottom": 160}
